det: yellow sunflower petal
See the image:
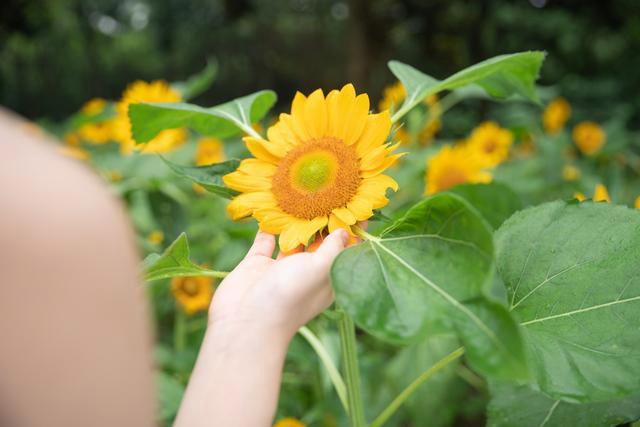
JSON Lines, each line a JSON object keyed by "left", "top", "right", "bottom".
{"left": 255, "top": 208, "right": 296, "bottom": 234}
{"left": 237, "top": 158, "right": 278, "bottom": 177}
{"left": 245, "top": 137, "right": 283, "bottom": 164}
{"left": 303, "top": 89, "right": 328, "bottom": 139}
{"left": 222, "top": 171, "right": 271, "bottom": 192}
{"left": 267, "top": 122, "right": 297, "bottom": 150}
{"left": 343, "top": 94, "right": 370, "bottom": 145}
{"left": 327, "top": 84, "right": 356, "bottom": 141}
{"left": 347, "top": 197, "right": 374, "bottom": 222}
{"left": 361, "top": 153, "right": 405, "bottom": 178}
{"left": 297, "top": 216, "right": 329, "bottom": 246}
{"left": 226, "top": 191, "right": 277, "bottom": 220}
{"left": 331, "top": 207, "right": 357, "bottom": 225}
{"left": 328, "top": 213, "right": 355, "bottom": 235}
{"left": 280, "top": 113, "right": 310, "bottom": 147}
{"left": 355, "top": 111, "right": 392, "bottom": 158}
{"left": 279, "top": 217, "right": 327, "bottom": 252}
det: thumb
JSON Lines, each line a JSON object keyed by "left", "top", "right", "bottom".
{"left": 312, "top": 228, "right": 349, "bottom": 268}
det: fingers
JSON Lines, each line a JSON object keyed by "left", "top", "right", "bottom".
{"left": 312, "top": 228, "right": 349, "bottom": 268}
{"left": 276, "top": 244, "right": 303, "bottom": 260}
{"left": 245, "top": 230, "right": 276, "bottom": 258}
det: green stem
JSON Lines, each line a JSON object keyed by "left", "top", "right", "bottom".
{"left": 337, "top": 308, "right": 366, "bottom": 427}
{"left": 298, "top": 326, "right": 349, "bottom": 413}
{"left": 369, "top": 347, "right": 464, "bottom": 427}
{"left": 199, "top": 270, "right": 230, "bottom": 279}
{"left": 242, "top": 123, "right": 263, "bottom": 140}
{"left": 352, "top": 225, "right": 378, "bottom": 242}
{"left": 174, "top": 309, "right": 187, "bottom": 352}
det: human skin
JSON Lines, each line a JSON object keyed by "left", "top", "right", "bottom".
{"left": 0, "top": 107, "right": 349, "bottom": 427}
{"left": 174, "top": 229, "right": 348, "bottom": 427}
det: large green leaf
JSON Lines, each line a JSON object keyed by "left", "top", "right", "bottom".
{"left": 448, "top": 182, "right": 523, "bottom": 230}
{"left": 487, "top": 383, "right": 640, "bottom": 427}
{"left": 172, "top": 60, "right": 218, "bottom": 100}
{"left": 331, "top": 193, "right": 528, "bottom": 380}
{"left": 388, "top": 51, "right": 545, "bottom": 121}
{"left": 496, "top": 201, "right": 640, "bottom": 402}
{"left": 160, "top": 157, "right": 240, "bottom": 199}
{"left": 143, "top": 233, "right": 221, "bottom": 281}
{"left": 129, "top": 90, "right": 276, "bottom": 143}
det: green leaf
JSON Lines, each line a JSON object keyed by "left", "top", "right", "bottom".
{"left": 448, "top": 182, "right": 523, "bottom": 230}
{"left": 172, "top": 60, "right": 218, "bottom": 100}
{"left": 155, "top": 371, "right": 185, "bottom": 422}
{"left": 143, "top": 233, "right": 221, "bottom": 281}
{"left": 496, "top": 201, "right": 640, "bottom": 401}
{"left": 129, "top": 90, "right": 277, "bottom": 143}
{"left": 487, "top": 382, "right": 640, "bottom": 427}
{"left": 331, "top": 193, "right": 528, "bottom": 380}
{"left": 389, "top": 51, "right": 546, "bottom": 122}
{"left": 160, "top": 157, "right": 240, "bottom": 199}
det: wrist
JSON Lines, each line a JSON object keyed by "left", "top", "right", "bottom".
{"left": 205, "top": 314, "right": 294, "bottom": 354}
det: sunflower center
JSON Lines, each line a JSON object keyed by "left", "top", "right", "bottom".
{"left": 483, "top": 139, "right": 497, "bottom": 153}
{"left": 272, "top": 137, "right": 360, "bottom": 220}
{"left": 292, "top": 152, "right": 337, "bottom": 192}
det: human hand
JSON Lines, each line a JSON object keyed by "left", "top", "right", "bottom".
{"left": 208, "top": 228, "right": 350, "bottom": 342}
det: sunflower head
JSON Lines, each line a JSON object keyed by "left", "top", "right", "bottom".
{"left": 223, "top": 84, "right": 402, "bottom": 252}
{"left": 466, "top": 121, "right": 513, "bottom": 167}
{"left": 113, "top": 80, "right": 186, "bottom": 155}
{"left": 171, "top": 275, "right": 213, "bottom": 315}
{"left": 593, "top": 183, "right": 610, "bottom": 202}
{"left": 425, "top": 144, "right": 492, "bottom": 195}
{"left": 634, "top": 196, "right": 640, "bottom": 209}
{"left": 273, "top": 418, "right": 306, "bottom": 427}
{"left": 543, "top": 97, "right": 571, "bottom": 134}
{"left": 196, "top": 137, "right": 225, "bottom": 166}
{"left": 572, "top": 121, "right": 605, "bottom": 156}
{"left": 378, "top": 81, "right": 406, "bottom": 112}
{"left": 561, "top": 164, "right": 580, "bottom": 182}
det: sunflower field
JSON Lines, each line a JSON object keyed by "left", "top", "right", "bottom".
{"left": 7, "top": 1, "right": 640, "bottom": 426}
{"left": 35, "top": 48, "right": 640, "bottom": 427}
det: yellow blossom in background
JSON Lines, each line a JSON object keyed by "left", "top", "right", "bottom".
{"left": 573, "top": 121, "right": 605, "bottom": 156}
{"left": 196, "top": 137, "right": 225, "bottom": 166}
{"left": 425, "top": 144, "right": 492, "bottom": 195}
{"left": 465, "top": 121, "right": 513, "bottom": 167}
{"left": 574, "top": 184, "right": 610, "bottom": 202}
{"left": 562, "top": 164, "right": 580, "bottom": 182}
{"left": 392, "top": 125, "right": 410, "bottom": 145}
{"left": 273, "top": 418, "right": 306, "bottom": 427}
{"left": 418, "top": 94, "right": 442, "bottom": 145}
{"left": 543, "top": 97, "right": 571, "bottom": 134}
{"left": 113, "top": 80, "right": 186, "bottom": 155}
{"left": 593, "top": 183, "right": 610, "bottom": 202}
{"left": 59, "top": 145, "right": 89, "bottom": 161}
{"left": 77, "top": 98, "right": 116, "bottom": 144}
{"left": 224, "top": 84, "right": 402, "bottom": 252}
{"left": 106, "top": 170, "right": 123, "bottom": 182}
{"left": 378, "top": 81, "right": 406, "bottom": 112}
{"left": 635, "top": 196, "right": 640, "bottom": 209}
{"left": 147, "top": 230, "right": 164, "bottom": 245}
{"left": 64, "top": 132, "right": 80, "bottom": 147}
{"left": 171, "top": 275, "right": 213, "bottom": 315}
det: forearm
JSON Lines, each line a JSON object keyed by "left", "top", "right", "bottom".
{"left": 175, "top": 321, "right": 292, "bottom": 427}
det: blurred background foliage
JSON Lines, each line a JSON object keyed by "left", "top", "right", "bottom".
{"left": 2, "top": 0, "right": 640, "bottom": 128}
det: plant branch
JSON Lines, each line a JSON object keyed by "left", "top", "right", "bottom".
{"left": 298, "top": 326, "right": 349, "bottom": 413}
{"left": 337, "top": 308, "right": 366, "bottom": 427}
{"left": 370, "top": 347, "right": 465, "bottom": 427}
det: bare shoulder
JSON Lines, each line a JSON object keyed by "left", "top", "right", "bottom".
{"left": 0, "top": 109, "right": 154, "bottom": 426}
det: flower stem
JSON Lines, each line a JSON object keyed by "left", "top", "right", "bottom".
{"left": 369, "top": 347, "right": 465, "bottom": 427}
{"left": 298, "top": 326, "right": 349, "bottom": 413}
{"left": 174, "top": 309, "right": 187, "bottom": 353}
{"left": 337, "top": 308, "right": 366, "bottom": 427}
{"left": 200, "top": 270, "right": 229, "bottom": 279}
{"left": 352, "top": 225, "right": 378, "bottom": 242}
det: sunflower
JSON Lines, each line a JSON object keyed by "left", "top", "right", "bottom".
{"left": 147, "top": 230, "right": 164, "bottom": 245}
{"left": 465, "top": 121, "right": 513, "bottom": 167}
{"left": 113, "top": 80, "right": 186, "bottom": 155}
{"left": 572, "top": 121, "right": 605, "bottom": 156}
{"left": 171, "top": 275, "right": 213, "bottom": 315}
{"left": 273, "top": 418, "right": 305, "bottom": 427}
{"left": 561, "top": 164, "right": 580, "bottom": 182}
{"left": 635, "top": 196, "right": 640, "bottom": 209}
{"left": 223, "top": 84, "right": 402, "bottom": 252}
{"left": 574, "top": 184, "right": 610, "bottom": 203}
{"left": 425, "top": 144, "right": 492, "bottom": 195}
{"left": 378, "top": 81, "right": 406, "bottom": 112}
{"left": 196, "top": 137, "right": 225, "bottom": 166}
{"left": 543, "top": 97, "right": 571, "bottom": 134}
